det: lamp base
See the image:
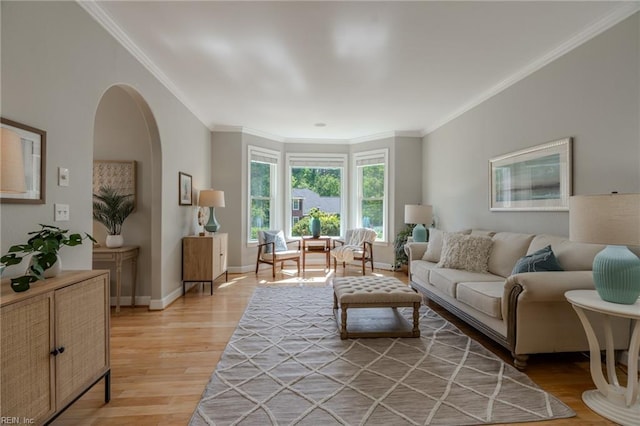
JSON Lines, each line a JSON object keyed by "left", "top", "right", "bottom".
{"left": 412, "top": 224, "right": 427, "bottom": 243}
{"left": 204, "top": 207, "right": 220, "bottom": 233}
{"left": 593, "top": 245, "right": 640, "bottom": 304}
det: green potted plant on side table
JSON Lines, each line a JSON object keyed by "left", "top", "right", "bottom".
{"left": 1, "top": 224, "right": 95, "bottom": 292}
{"left": 93, "top": 186, "right": 135, "bottom": 248}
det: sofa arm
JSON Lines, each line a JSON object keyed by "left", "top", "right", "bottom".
{"left": 502, "top": 271, "right": 595, "bottom": 348}
{"left": 504, "top": 271, "right": 595, "bottom": 302}
{"left": 405, "top": 242, "right": 428, "bottom": 260}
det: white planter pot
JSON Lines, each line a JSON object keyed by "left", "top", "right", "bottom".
{"left": 28, "top": 254, "right": 61, "bottom": 278}
{"left": 44, "top": 255, "right": 62, "bottom": 278}
{"left": 106, "top": 235, "right": 124, "bottom": 248}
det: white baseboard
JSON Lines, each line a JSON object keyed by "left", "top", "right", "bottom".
{"left": 149, "top": 285, "right": 184, "bottom": 310}
{"left": 110, "top": 295, "right": 151, "bottom": 307}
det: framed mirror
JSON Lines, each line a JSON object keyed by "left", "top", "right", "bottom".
{"left": 1, "top": 117, "right": 47, "bottom": 204}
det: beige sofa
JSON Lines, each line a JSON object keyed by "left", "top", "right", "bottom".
{"left": 406, "top": 230, "right": 631, "bottom": 369}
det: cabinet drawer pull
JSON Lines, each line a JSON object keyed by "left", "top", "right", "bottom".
{"left": 50, "top": 346, "right": 65, "bottom": 356}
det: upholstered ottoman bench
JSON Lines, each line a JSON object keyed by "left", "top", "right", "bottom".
{"left": 332, "top": 276, "right": 422, "bottom": 339}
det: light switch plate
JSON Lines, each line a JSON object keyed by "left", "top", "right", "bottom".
{"left": 54, "top": 204, "right": 70, "bottom": 221}
{"left": 58, "top": 167, "right": 69, "bottom": 186}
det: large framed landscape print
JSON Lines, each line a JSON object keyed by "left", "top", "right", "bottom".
{"left": 490, "top": 138, "right": 572, "bottom": 211}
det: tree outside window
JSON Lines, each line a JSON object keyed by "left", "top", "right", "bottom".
{"left": 290, "top": 167, "right": 342, "bottom": 237}
{"left": 250, "top": 160, "right": 275, "bottom": 241}
{"left": 359, "top": 164, "right": 385, "bottom": 240}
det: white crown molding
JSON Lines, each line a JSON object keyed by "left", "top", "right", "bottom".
{"left": 77, "top": 0, "right": 210, "bottom": 129}
{"left": 213, "top": 125, "right": 286, "bottom": 142}
{"left": 284, "top": 137, "right": 351, "bottom": 145}
{"left": 423, "top": 2, "right": 640, "bottom": 136}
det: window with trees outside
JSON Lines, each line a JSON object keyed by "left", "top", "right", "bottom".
{"left": 248, "top": 146, "right": 279, "bottom": 242}
{"left": 354, "top": 149, "right": 388, "bottom": 242}
{"left": 286, "top": 154, "right": 346, "bottom": 238}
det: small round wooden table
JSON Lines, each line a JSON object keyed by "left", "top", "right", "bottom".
{"left": 565, "top": 290, "right": 640, "bottom": 425}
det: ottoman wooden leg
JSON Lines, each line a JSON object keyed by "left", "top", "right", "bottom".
{"left": 412, "top": 302, "right": 420, "bottom": 337}
{"left": 333, "top": 292, "right": 338, "bottom": 310}
{"left": 341, "top": 304, "right": 348, "bottom": 339}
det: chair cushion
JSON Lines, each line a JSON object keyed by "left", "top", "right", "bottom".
{"left": 260, "top": 249, "right": 300, "bottom": 261}
{"left": 512, "top": 245, "right": 564, "bottom": 274}
{"left": 263, "top": 230, "right": 288, "bottom": 253}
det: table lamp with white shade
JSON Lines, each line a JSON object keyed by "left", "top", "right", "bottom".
{"left": 569, "top": 193, "right": 640, "bottom": 304}
{"left": 199, "top": 189, "right": 225, "bottom": 233}
{"left": 404, "top": 204, "right": 433, "bottom": 243}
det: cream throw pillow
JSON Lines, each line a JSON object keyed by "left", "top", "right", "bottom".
{"left": 437, "top": 233, "right": 494, "bottom": 273}
{"left": 422, "top": 228, "right": 443, "bottom": 262}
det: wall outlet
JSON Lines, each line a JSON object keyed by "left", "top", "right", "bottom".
{"left": 54, "top": 204, "right": 70, "bottom": 221}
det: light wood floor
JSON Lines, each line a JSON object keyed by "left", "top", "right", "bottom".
{"left": 55, "top": 266, "right": 624, "bottom": 425}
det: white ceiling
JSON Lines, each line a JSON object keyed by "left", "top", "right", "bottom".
{"left": 85, "top": 1, "right": 639, "bottom": 142}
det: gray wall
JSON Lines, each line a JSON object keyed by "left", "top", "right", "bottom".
{"left": 1, "top": 2, "right": 211, "bottom": 307}
{"left": 423, "top": 12, "right": 640, "bottom": 235}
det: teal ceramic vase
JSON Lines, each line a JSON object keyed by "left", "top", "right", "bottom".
{"left": 593, "top": 245, "right": 640, "bottom": 304}
{"left": 310, "top": 217, "right": 321, "bottom": 238}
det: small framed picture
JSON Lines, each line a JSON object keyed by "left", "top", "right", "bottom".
{"left": 179, "top": 172, "right": 193, "bottom": 206}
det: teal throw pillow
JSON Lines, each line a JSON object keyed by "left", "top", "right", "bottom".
{"left": 511, "top": 245, "right": 564, "bottom": 274}
{"left": 263, "top": 231, "right": 288, "bottom": 254}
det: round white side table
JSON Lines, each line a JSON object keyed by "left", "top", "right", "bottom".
{"left": 565, "top": 290, "right": 640, "bottom": 425}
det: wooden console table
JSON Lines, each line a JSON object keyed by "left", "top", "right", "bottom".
{"left": 93, "top": 245, "right": 139, "bottom": 313}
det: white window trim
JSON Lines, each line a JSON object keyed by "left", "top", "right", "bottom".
{"left": 247, "top": 145, "right": 281, "bottom": 244}
{"left": 352, "top": 148, "right": 389, "bottom": 243}
{"left": 285, "top": 153, "right": 348, "bottom": 238}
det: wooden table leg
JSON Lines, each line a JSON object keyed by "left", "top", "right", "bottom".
{"left": 115, "top": 253, "right": 122, "bottom": 314}
{"left": 412, "top": 302, "right": 421, "bottom": 337}
{"left": 131, "top": 256, "right": 138, "bottom": 308}
{"left": 341, "top": 304, "right": 348, "bottom": 339}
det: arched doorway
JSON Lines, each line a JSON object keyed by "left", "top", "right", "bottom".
{"left": 93, "top": 85, "right": 162, "bottom": 306}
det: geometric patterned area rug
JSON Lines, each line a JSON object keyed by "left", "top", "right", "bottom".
{"left": 190, "top": 286, "right": 574, "bottom": 425}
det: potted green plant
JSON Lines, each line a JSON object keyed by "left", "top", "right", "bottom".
{"left": 393, "top": 224, "right": 416, "bottom": 271}
{"left": 93, "top": 186, "right": 135, "bottom": 248}
{"left": 1, "top": 224, "right": 95, "bottom": 292}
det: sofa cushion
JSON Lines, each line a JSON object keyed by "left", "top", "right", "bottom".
{"left": 488, "top": 232, "right": 535, "bottom": 277}
{"left": 422, "top": 228, "right": 444, "bottom": 262}
{"left": 470, "top": 229, "right": 497, "bottom": 237}
{"left": 437, "top": 233, "right": 493, "bottom": 272}
{"left": 528, "top": 234, "right": 604, "bottom": 271}
{"left": 410, "top": 259, "right": 438, "bottom": 283}
{"left": 430, "top": 268, "right": 504, "bottom": 298}
{"left": 457, "top": 282, "right": 504, "bottom": 319}
{"left": 512, "top": 245, "right": 564, "bottom": 274}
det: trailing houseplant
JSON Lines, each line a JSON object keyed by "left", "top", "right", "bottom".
{"left": 1, "top": 224, "right": 96, "bottom": 292}
{"left": 393, "top": 224, "right": 416, "bottom": 271}
{"left": 93, "top": 186, "right": 135, "bottom": 248}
